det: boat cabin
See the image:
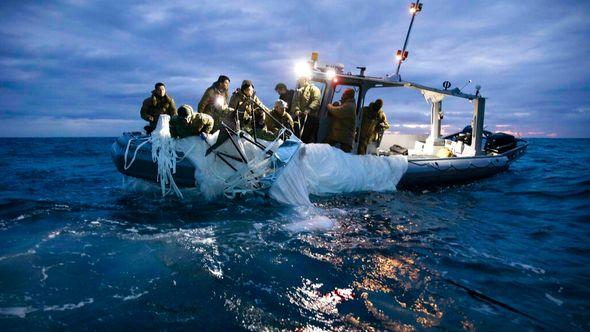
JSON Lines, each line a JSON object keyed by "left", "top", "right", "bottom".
{"left": 296, "top": 56, "right": 487, "bottom": 158}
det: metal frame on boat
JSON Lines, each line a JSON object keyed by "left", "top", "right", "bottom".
{"left": 297, "top": 55, "right": 528, "bottom": 188}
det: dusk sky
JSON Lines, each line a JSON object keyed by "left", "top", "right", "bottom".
{"left": 1, "top": 0, "right": 589, "bottom": 137}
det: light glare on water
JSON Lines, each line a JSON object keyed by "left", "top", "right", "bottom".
{"left": 0, "top": 138, "right": 589, "bottom": 330}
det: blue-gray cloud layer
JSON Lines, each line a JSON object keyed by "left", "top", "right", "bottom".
{"left": 1, "top": 0, "right": 589, "bottom": 137}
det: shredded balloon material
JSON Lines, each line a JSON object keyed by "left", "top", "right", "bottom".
{"left": 150, "top": 115, "right": 183, "bottom": 198}
{"left": 124, "top": 117, "right": 408, "bottom": 205}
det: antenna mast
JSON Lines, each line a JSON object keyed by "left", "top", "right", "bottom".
{"left": 395, "top": 0, "right": 423, "bottom": 76}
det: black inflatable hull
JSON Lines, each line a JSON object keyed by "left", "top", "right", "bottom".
{"left": 112, "top": 132, "right": 528, "bottom": 189}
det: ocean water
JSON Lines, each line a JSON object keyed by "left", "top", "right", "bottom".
{"left": 0, "top": 137, "right": 588, "bottom": 330}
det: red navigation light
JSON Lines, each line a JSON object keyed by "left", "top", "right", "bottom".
{"left": 409, "top": 3, "right": 423, "bottom": 15}
{"left": 396, "top": 50, "right": 409, "bottom": 62}
{"left": 333, "top": 77, "right": 338, "bottom": 84}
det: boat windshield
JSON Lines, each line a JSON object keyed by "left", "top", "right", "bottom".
{"left": 362, "top": 86, "right": 427, "bottom": 134}
{"left": 332, "top": 84, "right": 360, "bottom": 104}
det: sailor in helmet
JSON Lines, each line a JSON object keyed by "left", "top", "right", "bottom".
{"left": 265, "top": 99, "right": 294, "bottom": 135}
{"left": 169, "top": 104, "right": 214, "bottom": 139}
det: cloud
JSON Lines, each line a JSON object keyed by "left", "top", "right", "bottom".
{"left": 0, "top": 0, "right": 589, "bottom": 137}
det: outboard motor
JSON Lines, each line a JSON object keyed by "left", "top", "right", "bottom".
{"left": 453, "top": 125, "right": 493, "bottom": 145}
{"left": 485, "top": 132, "right": 517, "bottom": 154}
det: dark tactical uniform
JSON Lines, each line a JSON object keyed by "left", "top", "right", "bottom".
{"left": 279, "top": 89, "right": 295, "bottom": 114}
{"left": 198, "top": 82, "right": 230, "bottom": 132}
{"left": 292, "top": 82, "right": 321, "bottom": 143}
{"left": 358, "top": 105, "right": 390, "bottom": 155}
{"left": 140, "top": 92, "right": 177, "bottom": 133}
{"left": 265, "top": 108, "right": 294, "bottom": 135}
{"left": 326, "top": 98, "right": 356, "bottom": 153}
{"left": 169, "top": 106, "right": 214, "bottom": 139}
{"left": 229, "top": 90, "right": 271, "bottom": 134}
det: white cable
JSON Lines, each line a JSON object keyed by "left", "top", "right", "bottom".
{"left": 123, "top": 137, "right": 150, "bottom": 170}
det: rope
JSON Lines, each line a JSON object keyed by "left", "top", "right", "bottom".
{"left": 408, "top": 157, "right": 505, "bottom": 173}
{"left": 123, "top": 137, "right": 150, "bottom": 170}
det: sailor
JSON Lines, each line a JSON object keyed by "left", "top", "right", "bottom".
{"left": 265, "top": 99, "right": 295, "bottom": 135}
{"left": 292, "top": 77, "right": 321, "bottom": 143}
{"left": 274, "top": 83, "right": 295, "bottom": 114}
{"left": 198, "top": 75, "right": 231, "bottom": 132}
{"left": 229, "top": 80, "right": 271, "bottom": 136}
{"left": 358, "top": 99, "right": 390, "bottom": 155}
{"left": 140, "top": 82, "right": 177, "bottom": 134}
{"left": 169, "top": 104, "right": 214, "bottom": 139}
{"left": 373, "top": 100, "right": 390, "bottom": 146}
{"left": 326, "top": 88, "right": 356, "bottom": 153}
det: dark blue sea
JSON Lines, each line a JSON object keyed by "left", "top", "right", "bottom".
{"left": 0, "top": 138, "right": 588, "bottom": 330}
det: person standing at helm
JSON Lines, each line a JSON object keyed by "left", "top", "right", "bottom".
{"left": 140, "top": 82, "right": 177, "bottom": 134}
{"left": 169, "top": 104, "right": 214, "bottom": 139}
{"left": 292, "top": 77, "right": 321, "bottom": 143}
{"left": 368, "top": 99, "right": 390, "bottom": 154}
{"left": 326, "top": 88, "right": 356, "bottom": 153}
{"left": 358, "top": 99, "right": 390, "bottom": 155}
{"left": 198, "top": 75, "right": 231, "bottom": 132}
{"left": 358, "top": 101, "right": 376, "bottom": 155}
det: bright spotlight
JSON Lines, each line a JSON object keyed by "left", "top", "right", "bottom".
{"left": 325, "top": 68, "right": 336, "bottom": 81}
{"left": 215, "top": 96, "right": 225, "bottom": 107}
{"left": 294, "top": 61, "right": 312, "bottom": 79}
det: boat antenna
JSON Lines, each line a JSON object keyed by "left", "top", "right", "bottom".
{"left": 460, "top": 79, "right": 472, "bottom": 91}
{"left": 395, "top": 0, "right": 423, "bottom": 76}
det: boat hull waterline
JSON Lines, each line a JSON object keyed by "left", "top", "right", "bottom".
{"left": 111, "top": 132, "right": 528, "bottom": 192}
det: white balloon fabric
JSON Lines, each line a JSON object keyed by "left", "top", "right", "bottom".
{"left": 164, "top": 126, "right": 408, "bottom": 206}
{"left": 269, "top": 144, "right": 408, "bottom": 205}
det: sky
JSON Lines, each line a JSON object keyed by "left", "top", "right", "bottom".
{"left": 0, "top": 0, "right": 589, "bottom": 138}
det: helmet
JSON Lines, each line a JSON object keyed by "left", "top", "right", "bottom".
{"left": 241, "top": 79, "right": 254, "bottom": 91}
{"left": 274, "top": 99, "right": 288, "bottom": 110}
{"left": 178, "top": 104, "right": 194, "bottom": 120}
